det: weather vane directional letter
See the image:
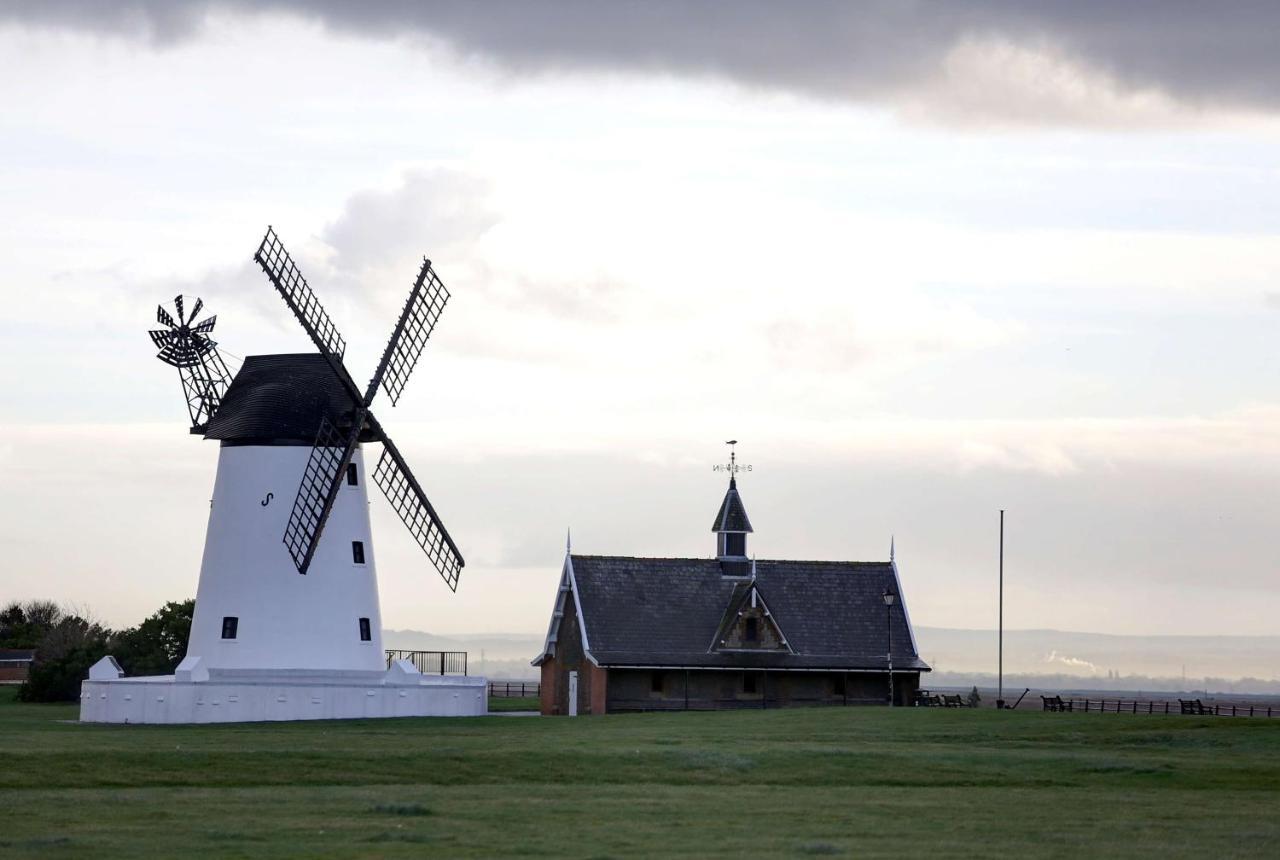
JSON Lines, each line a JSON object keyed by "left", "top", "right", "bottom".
{"left": 713, "top": 439, "right": 752, "bottom": 475}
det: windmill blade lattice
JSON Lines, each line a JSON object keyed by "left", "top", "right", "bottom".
{"left": 254, "top": 227, "right": 347, "bottom": 363}
{"left": 283, "top": 412, "right": 366, "bottom": 575}
{"left": 372, "top": 441, "right": 464, "bottom": 591}
{"left": 368, "top": 258, "right": 450, "bottom": 406}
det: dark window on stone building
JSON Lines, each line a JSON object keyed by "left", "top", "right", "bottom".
{"left": 352, "top": 540, "right": 365, "bottom": 564}
{"left": 359, "top": 617, "right": 372, "bottom": 641}
{"left": 651, "top": 671, "right": 663, "bottom": 694}
{"left": 221, "top": 616, "right": 238, "bottom": 640}
{"left": 833, "top": 674, "right": 846, "bottom": 696}
{"left": 743, "top": 672, "right": 758, "bottom": 694}
{"left": 744, "top": 617, "right": 759, "bottom": 642}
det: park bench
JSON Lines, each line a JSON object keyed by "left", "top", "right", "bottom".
{"left": 913, "top": 690, "right": 942, "bottom": 707}
{"left": 1041, "top": 695, "right": 1072, "bottom": 712}
{"left": 941, "top": 694, "right": 966, "bottom": 708}
{"left": 1179, "top": 699, "right": 1212, "bottom": 716}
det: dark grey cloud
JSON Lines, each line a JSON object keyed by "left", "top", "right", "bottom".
{"left": 5, "top": 1, "right": 1280, "bottom": 121}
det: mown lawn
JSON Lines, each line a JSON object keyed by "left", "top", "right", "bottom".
{"left": 2, "top": 686, "right": 1278, "bottom": 858}
{"left": 488, "top": 695, "right": 539, "bottom": 712}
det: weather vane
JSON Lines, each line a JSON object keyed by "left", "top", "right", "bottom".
{"left": 713, "top": 439, "right": 752, "bottom": 475}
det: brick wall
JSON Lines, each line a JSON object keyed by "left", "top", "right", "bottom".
{"left": 540, "top": 595, "right": 610, "bottom": 715}
{"left": 606, "top": 668, "right": 922, "bottom": 711}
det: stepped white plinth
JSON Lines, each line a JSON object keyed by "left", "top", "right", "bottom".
{"left": 79, "top": 658, "right": 487, "bottom": 724}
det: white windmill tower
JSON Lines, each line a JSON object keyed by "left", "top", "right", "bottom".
{"left": 81, "top": 227, "right": 486, "bottom": 723}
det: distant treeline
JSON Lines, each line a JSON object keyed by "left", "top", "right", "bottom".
{"left": 928, "top": 670, "right": 1280, "bottom": 696}
{"left": 1, "top": 599, "right": 194, "bottom": 702}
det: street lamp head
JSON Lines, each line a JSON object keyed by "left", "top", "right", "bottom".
{"left": 882, "top": 588, "right": 896, "bottom": 607}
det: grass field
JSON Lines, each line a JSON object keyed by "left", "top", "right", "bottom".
{"left": 487, "top": 695, "right": 540, "bottom": 712}
{"left": 2, "top": 686, "right": 1278, "bottom": 858}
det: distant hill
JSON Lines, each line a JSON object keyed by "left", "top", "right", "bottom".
{"left": 914, "top": 627, "right": 1280, "bottom": 685}
{"left": 384, "top": 626, "right": 1280, "bottom": 689}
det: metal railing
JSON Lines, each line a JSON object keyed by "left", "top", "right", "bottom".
{"left": 385, "top": 650, "right": 467, "bottom": 675}
{"left": 488, "top": 681, "right": 540, "bottom": 698}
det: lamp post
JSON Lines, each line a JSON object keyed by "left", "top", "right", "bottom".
{"left": 883, "top": 587, "right": 896, "bottom": 707}
{"left": 998, "top": 509, "right": 1005, "bottom": 710}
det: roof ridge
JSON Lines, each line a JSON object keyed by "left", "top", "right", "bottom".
{"left": 571, "top": 554, "right": 892, "bottom": 566}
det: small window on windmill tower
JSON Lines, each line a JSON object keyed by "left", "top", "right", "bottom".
{"left": 352, "top": 540, "right": 365, "bottom": 564}
{"left": 359, "top": 617, "right": 372, "bottom": 642}
{"left": 744, "top": 616, "right": 759, "bottom": 643}
{"left": 221, "top": 616, "right": 238, "bottom": 640}
{"left": 346, "top": 462, "right": 358, "bottom": 486}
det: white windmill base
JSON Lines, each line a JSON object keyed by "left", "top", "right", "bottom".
{"left": 78, "top": 657, "right": 488, "bottom": 724}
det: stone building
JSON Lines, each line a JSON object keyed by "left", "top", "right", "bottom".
{"left": 532, "top": 475, "right": 929, "bottom": 714}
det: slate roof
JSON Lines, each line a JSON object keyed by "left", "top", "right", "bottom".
{"left": 204, "top": 354, "right": 376, "bottom": 444}
{"left": 562, "top": 555, "right": 929, "bottom": 671}
{"left": 711, "top": 477, "right": 753, "bottom": 533}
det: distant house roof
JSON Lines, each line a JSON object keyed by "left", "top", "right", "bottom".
{"left": 0, "top": 649, "right": 35, "bottom": 662}
{"left": 711, "top": 477, "right": 753, "bottom": 533}
{"left": 536, "top": 555, "right": 928, "bottom": 672}
{"left": 204, "top": 353, "right": 376, "bottom": 444}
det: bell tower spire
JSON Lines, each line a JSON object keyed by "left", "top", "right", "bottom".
{"left": 712, "top": 440, "right": 753, "bottom": 560}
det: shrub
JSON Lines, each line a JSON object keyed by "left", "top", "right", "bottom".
{"left": 20, "top": 643, "right": 109, "bottom": 702}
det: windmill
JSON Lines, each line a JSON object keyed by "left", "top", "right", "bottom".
{"left": 80, "top": 227, "right": 485, "bottom": 723}
{"left": 139, "top": 226, "right": 464, "bottom": 676}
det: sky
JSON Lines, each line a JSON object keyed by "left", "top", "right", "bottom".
{"left": 2, "top": 2, "right": 1279, "bottom": 644}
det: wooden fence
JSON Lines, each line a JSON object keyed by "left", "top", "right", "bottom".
{"left": 1058, "top": 698, "right": 1280, "bottom": 718}
{"left": 488, "top": 681, "right": 540, "bottom": 698}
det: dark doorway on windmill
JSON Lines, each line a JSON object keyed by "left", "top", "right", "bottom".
{"left": 346, "top": 463, "right": 358, "bottom": 486}
{"left": 744, "top": 617, "right": 759, "bottom": 642}
{"left": 352, "top": 541, "right": 365, "bottom": 564}
{"left": 743, "top": 672, "right": 758, "bottom": 694}
{"left": 221, "top": 616, "right": 238, "bottom": 640}
{"left": 359, "top": 617, "right": 372, "bottom": 641}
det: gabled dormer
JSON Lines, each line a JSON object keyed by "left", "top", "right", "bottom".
{"left": 709, "top": 578, "right": 793, "bottom": 653}
{"left": 712, "top": 476, "right": 753, "bottom": 561}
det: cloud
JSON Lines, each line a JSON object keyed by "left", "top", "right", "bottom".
{"left": 5, "top": 1, "right": 1280, "bottom": 124}
{"left": 322, "top": 168, "right": 497, "bottom": 278}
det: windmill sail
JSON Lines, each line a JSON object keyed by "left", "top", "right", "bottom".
{"left": 372, "top": 440, "right": 464, "bottom": 591}
{"left": 255, "top": 225, "right": 465, "bottom": 590}
{"left": 254, "top": 227, "right": 347, "bottom": 363}
{"left": 367, "top": 258, "right": 450, "bottom": 406}
{"left": 282, "top": 412, "right": 366, "bottom": 575}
